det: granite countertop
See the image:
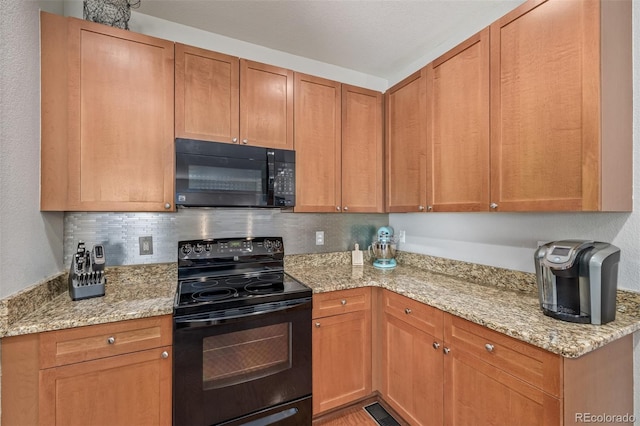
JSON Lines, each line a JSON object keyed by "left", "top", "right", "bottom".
{"left": 2, "top": 252, "right": 640, "bottom": 359}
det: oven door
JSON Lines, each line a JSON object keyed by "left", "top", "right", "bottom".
{"left": 173, "top": 298, "right": 312, "bottom": 426}
{"left": 175, "top": 139, "right": 269, "bottom": 207}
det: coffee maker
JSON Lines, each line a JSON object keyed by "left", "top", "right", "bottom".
{"left": 534, "top": 240, "right": 620, "bottom": 325}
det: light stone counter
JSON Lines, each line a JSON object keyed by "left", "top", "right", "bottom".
{"left": 2, "top": 253, "right": 639, "bottom": 359}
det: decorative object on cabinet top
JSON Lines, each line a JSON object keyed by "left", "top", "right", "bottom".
{"left": 84, "top": 0, "right": 141, "bottom": 30}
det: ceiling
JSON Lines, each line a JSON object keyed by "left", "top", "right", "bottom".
{"left": 135, "top": 0, "right": 525, "bottom": 81}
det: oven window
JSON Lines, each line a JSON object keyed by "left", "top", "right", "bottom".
{"left": 189, "top": 165, "right": 262, "bottom": 192}
{"left": 202, "top": 323, "right": 292, "bottom": 390}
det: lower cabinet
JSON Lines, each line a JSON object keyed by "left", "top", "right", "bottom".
{"left": 1, "top": 315, "right": 173, "bottom": 426}
{"left": 379, "top": 289, "right": 633, "bottom": 426}
{"left": 312, "top": 288, "right": 372, "bottom": 415}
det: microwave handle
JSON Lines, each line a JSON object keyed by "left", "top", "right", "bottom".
{"left": 267, "top": 151, "right": 276, "bottom": 205}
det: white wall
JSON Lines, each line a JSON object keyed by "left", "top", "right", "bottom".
{"left": 0, "top": 0, "right": 65, "bottom": 299}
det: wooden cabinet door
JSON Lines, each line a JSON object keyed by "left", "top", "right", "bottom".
{"left": 240, "top": 60, "right": 293, "bottom": 149}
{"left": 40, "top": 346, "right": 172, "bottom": 426}
{"left": 490, "top": 0, "right": 601, "bottom": 212}
{"left": 443, "top": 346, "right": 561, "bottom": 425}
{"left": 175, "top": 43, "right": 239, "bottom": 144}
{"left": 381, "top": 313, "right": 443, "bottom": 425}
{"left": 385, "top": 68, "right": 427, "bottom": 212}
{"left": 65, "top": 18, "right": 174, "bottom": 211}
{"left": 312, "top": 310, "right": 372, "bottom": 415}
{"left": 294, "top": 73, "right": 341, "bottom": 212}
{"left": 426, "top": 28, "right": 490, "bottom": 212}
{"left": 341, "top": 85, "right": 384, "bottom": 213}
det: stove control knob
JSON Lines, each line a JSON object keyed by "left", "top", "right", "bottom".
{"left": 194, "top": 244, "right": 203, "bottom": 254}
{"left": 264, "top": 240, "right": 273, "bottom": 250}
{"left": 181, "top": 244, "right": 192, "bottom": 256}
{"left": 274, "top": 240, "right": 282, "bottom": 249}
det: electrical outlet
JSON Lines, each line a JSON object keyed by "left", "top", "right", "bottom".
{"left": 315, "top": 231, "right": 325, "bottom": 245}
{"left": 398, "top": 230, "right": 406, "bottom": 243}
{"left": 139, "top": 236, "right": 153, "bottom": 255}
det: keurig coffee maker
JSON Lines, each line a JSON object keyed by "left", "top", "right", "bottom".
{"left": 534, "top": 240, "right": 620, "bottom": 325}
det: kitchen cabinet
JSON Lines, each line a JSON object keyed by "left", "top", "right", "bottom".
{"left": 385, "top": 68, "right": 428, "bottom": 213}
{"left": 294, "top": 73, "right": 342, "bottom": 212}
{"left": 40, "top": 13, "right": 175, "bottom": 212}
{"left": 426, "top": 28, "right": 490, "bottom": 212}
{"left": 312, "top": 288, "right": 372, "bottom": 415}
{"left": 175, "top": 43, "right": 294, "bottom": 149}
{"left": 341, "top": 85, "right": 385, "bottom": 213}
{"left": 380, "top": 290, "right": 444, "bottom": 425}
{"left": 1, "top": 315, "right": 172, "bottom": 426}
{"left": 379, "top": 289, "right": 632, "bottom": 425}
{"left": 489, "top": 0, "right": 632, "bottom": 211}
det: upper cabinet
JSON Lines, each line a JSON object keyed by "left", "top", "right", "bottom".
{"left": 40, "top": 13, "right": 175, "bottom": 212}
{"left": 175, "top": 44, "right": 294, "bottom": 149}
{"left": 426, "top": 28, "right": 490, "bottom": 213}
{"left": 341, "top": 85, "right": 385, "bottom": 213}
{"left": 294, "top": 73, "right": 342, "bottom": 212}
{"left": 489, "top": 0, "right": 632, "bottom": 212}
{"left": 385, "top": 69, "right": 428, "bottom": 213}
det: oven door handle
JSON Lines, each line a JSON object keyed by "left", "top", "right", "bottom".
{"left": 174, "top": 297, "right": 311, "bottom": 329}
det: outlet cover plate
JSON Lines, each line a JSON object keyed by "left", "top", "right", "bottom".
{"left": 139, "top": 236, "right": 153, "bottom": 255}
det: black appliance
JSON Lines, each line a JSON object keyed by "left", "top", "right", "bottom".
{"left": 173, "top": 236, "right": 312, "bottom": 426}
{"left": 175, "top": 138, "right": 296, "bottom": 208}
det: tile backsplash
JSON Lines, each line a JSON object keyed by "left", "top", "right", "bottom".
{"left": 64, "top": 209, "right": 387, "bottom": 267}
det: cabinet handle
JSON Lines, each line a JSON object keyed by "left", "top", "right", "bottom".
{"left": 485, "top": 343, "right": 495, "bottom": 353}
{"left": 107, "top": 337, "right": 115, "bottom": 345}
{"left": 418, "top": 205, "right": 425, "bottom": 211}
{"left": 242, "top": 139, "right": 248, "bottom": 145}
{"left": 443, "top": 347, "right": 451, "bottom": 355}
{"left": 164, "top": 202, "right": 171, "bottom": 210}
{"left": 341, "top": 299, "right": 347, "bottom": 305}
{"left": 490, "top": 202, "right": 498, "bottom": 210}
{"left": 343, "top": 206, "right": 349, "bottom": 211}
{"left": 232, "top": 137, "right": 238, "bottom": 143}
{"left": 336, "top": 206, "right": 341, "bottom": 211}
{"left": 161, "top": 351, "right": 169, "bottom": 359}
{"left": 427, "top": 205, "right": 433, "bottom": 211}
{"left": 432, "top": 342, "right": 440, "bottom": 350}
{"left": 315, "top": 322, "right": 321, "bottom": 328}
{"left": 404, "top": 308, "right": 412, "bottom": 314}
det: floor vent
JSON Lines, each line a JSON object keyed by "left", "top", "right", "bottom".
{"left": 363, "top": 402, "right": 401, "bottom": 426}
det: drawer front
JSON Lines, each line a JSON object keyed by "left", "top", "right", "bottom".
{"left": 313, "top": 287, "right": 371, "bottom": 319}
{"left": 444, "top": 313, "right": 562, "bottom": 397}
{"left": 40, "top": 315, "right": 172, "bottom": 369}
{"left": 382, "top": 290, "right": 444, "bottom": 339}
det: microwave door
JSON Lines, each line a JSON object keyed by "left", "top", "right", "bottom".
{"left": 176, "top": 152, "right": 268, "bottom": 207}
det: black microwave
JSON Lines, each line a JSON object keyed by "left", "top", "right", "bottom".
{"left": 175, "top": 138, "right": 295, "bottom": 208}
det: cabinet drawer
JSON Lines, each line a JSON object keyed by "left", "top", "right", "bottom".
{"left": 444, "top": 314, "right": 562, "bottom": 397}
{"left": 40, "top": 315, "right": 172, "bottom": 369}
{"left": 382, "top": 290, "right": 444, "bottom": 339}
{"left": 313, "top": 288, "right": 371, "bottom": 319}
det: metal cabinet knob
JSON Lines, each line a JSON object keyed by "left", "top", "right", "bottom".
{"left": 418, "top": 205, "right": 425, "bottom": 211}
{"left": 164, "top": 202, "right": 171, "bottom": 209}
{"left": 433, "top": 342, "right": 440, "bottom": 350}
{"left": 443, "top": 347, "right": 451, "bottom": 355}
{"left": 161, "top": 351, "right": 169, "bottom": 359}
{"left": 242, "top": 139, "right": 248, "bottom": 145}
{"left": 315, "top": 322, "right": 321, "bottom": 328}
{"left": 343, "top": 206, "right": 349, "bottom": 211}
{"left": 232, "top": 137, "right": 238, "bottom": 143}
{"left": 336, "top": 206, "right": 341, "bottom": 211}
{"left": 427, "top": 205, "right": 433, "bottom": 211}
{"left": 485, "top": 343, "right": 495, "bottom": 353}
{"left": 341, "top": 299, "right": 347, "bottom": 306}
{"left": 404, "top": 308, "right": 412, "bottom": 314}
{"left": 107, "top": 337, "right": 115, "bottom": 345}
{"left": 490, "top": 202, "right": 498, "bottom": 210}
